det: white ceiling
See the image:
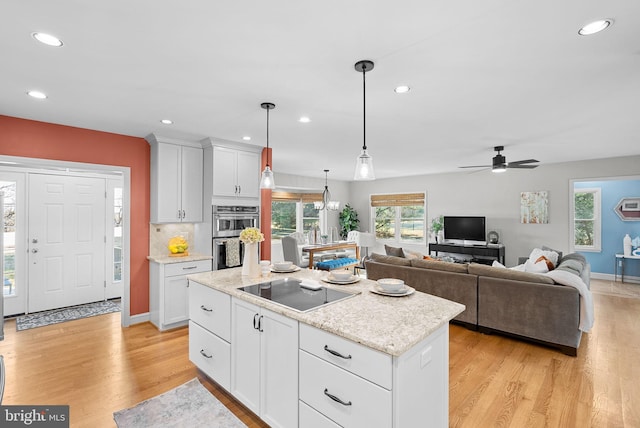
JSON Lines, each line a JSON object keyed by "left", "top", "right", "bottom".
{"left": 2, "top": 1, "right": 638, "bottom": 181}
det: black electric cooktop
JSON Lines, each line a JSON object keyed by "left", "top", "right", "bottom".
{"left": 238, "top": 278, "right": 358, "bottom": 312}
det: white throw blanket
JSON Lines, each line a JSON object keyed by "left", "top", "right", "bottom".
{"left": 544, "top": 269, "right": 594, "bottom": 332}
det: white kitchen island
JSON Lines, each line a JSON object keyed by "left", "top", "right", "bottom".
{"left": 187, "top": 267, "right": 464, "bottom": 428}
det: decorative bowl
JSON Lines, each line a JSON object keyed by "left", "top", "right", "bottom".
{"left": 377, "top": 278, "right": 405, "bottom": 292}
{"left": 274, "top": 261, "right": 294, "bottom": 271}
{"left": 331, "top": 271, "right": 352, "bottom": 281}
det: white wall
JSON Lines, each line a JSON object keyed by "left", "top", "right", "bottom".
{"left": 348, "top": 155, "right": 640, "bottom": 266}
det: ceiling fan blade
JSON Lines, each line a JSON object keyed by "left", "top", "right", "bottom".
{"left": 507, "top": 163, "right": 539, "bottom": 169}
{"left": 507, "top": 159, "right": 539, "bottom": 166}
{"left": 459, "top": 165, "right": 491, "bottom": 169}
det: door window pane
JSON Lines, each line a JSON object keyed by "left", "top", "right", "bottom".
{"left": 113, "top": 187, "right": 123, "bottom": 282}
{"left": 1, "top": 181, "right": 16, "bottom": 296}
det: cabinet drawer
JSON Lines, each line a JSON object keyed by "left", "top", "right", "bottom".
{"left": 189, "top": 281, "right": 231, "bottom": 341}
{"left": 299, "top": 350, "right": 392, "bottom": 428}
{"left": 299, "top": 401, "right": 341, "bottom": 428}
{"left": 164, "top": 259, "right": 211, "bottom": 277}
{"left": 189, "top": 321, "right": 230, "bottom": 391}
{"left": 299, "top": 323, "right": 392, "bottom": 390}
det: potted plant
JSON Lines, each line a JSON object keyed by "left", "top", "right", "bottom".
{"left": 430, "top": 215, "right": 444, "bottom": 243}
{"left": 339, "top": 204, "right": 360, "bottom": 239}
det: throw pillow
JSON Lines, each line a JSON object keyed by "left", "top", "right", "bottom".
{"left": 541, "top": 245, "right": 563, "bottom": 262}
{"left": 403, "top": 249, "right": 423, "bottom": 260}
{"left": 384, "top": 245, "right": 405, "bottom": 258}
{"left": 528, "top": 248, "right": 559, "bottom": 269}
{"left": 524, "top": 259, "right": 549, "bottom": 273}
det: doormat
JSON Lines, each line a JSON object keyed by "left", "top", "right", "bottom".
{"left": 16, "top": 300, "right": 121, "bottom": 331}
{"left": 113, "top": 378, "right": 246, "bottom": 428}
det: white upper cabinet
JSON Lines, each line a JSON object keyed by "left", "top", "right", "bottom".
{"left": 148, "top": 135, "right": 203, "bottom": 223}
{"left": 212, "top": 146, "right": 260, "bottom": 200}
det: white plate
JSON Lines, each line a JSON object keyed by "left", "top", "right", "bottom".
{"left": 321, "top": 276, "right": 361, "bottom": 285}
{"left": 271, "top": 266, "right": 301, "bottom": 273}
{"left": 371, "top": 284, "right": 415, "bottom": 297}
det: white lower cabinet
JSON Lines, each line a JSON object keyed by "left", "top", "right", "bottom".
{"left": 149, "top": 260, "right": 211, "bottom": 331}
{"left": 188, "top": 321, "right": 231, "bottom": 390}
{"left": 188, "top": 282, "right": 231, "bottom": 391}
{"left": 230, "top": 298, "right": 299, "bottom": 428}
{"left": 299, "top": 401, "right": 341, "bottom": 428}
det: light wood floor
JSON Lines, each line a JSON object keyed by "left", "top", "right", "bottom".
{"left": 0, "top": 278, "right": 638, "bottom": 427}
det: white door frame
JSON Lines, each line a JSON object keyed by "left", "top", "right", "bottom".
{"left": 0, "top": 155, "right": 132, "bottom": 327}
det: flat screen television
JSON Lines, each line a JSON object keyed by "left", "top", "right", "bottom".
{"left": 443, "top": 216, "right": 486, "bottom": 244}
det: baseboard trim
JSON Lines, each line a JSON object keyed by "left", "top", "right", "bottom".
{"left": 129, "top": 312, "right": 150, "bottom": 325}
{"left": 591, "top": 272, "right": 640, "bottom": 284}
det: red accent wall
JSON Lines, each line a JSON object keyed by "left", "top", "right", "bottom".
{"left": 0, "top": 115, "right": 150, "bottom": 316}
{"left": 260, "top": 147, "right": 272, "bottom": 260}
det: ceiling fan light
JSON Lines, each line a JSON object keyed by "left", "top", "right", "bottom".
{"left": 354, "top": 149, "right": 375, "bottom": 180}
{"left": 260, "top": 166, "right": 275, "bottom": 189}
{"left": 492, "top": 165, "right": 507, "bottom": 173}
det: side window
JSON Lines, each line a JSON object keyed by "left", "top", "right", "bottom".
{"left": 573, "top": 188, "right": 601, "bottom": 251}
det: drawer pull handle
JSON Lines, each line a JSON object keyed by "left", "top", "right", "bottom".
{"left": 200, "top": 305, "right": 213, "bottom": 312}
{"left": 200, "top": 349, "right": 212, "bottom": 359}
{"left": 324, "top": 388, "right": 352, "bottom": 406}
{"left": 324, "top": 345, "right": 352, "bottom": 360}
{"left": 182, "top": 266, "right": 198, "bottom": 270}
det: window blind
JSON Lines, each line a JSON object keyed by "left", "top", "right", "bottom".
{"left": 370, "top": 192, "right": 425, "bottom": 207}
{"left": 272, "top": 191, "right": 323, "bottom": 203}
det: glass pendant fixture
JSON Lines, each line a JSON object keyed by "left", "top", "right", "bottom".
{"left": 314, "top": 169, "right": 340, "bottom": 211}
{"left": 259, "top": 102, "right": 276, "bottom": 189}
{"left": 354, "top": 60, "right": 376, "bottom": 181}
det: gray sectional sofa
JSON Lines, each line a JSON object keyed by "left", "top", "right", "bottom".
{"left": 365, "top": 253, "right": 590, "bottom": 356}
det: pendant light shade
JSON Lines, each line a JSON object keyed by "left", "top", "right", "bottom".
{"left": 260, "top": 102, "right": 276, "bottom": 189}
{"left": 354, "top": 60, "right": 375, "bottom": 181}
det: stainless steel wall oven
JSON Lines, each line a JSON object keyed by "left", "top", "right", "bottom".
{"left": 212, "top": 205, "right": 259, "bottom": 270}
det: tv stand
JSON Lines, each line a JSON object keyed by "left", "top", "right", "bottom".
{"left": 429, "top": 243, "right": 505, "bottom": 265}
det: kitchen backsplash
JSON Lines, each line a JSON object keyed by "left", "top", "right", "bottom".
{"left": 149, "top": 223, "right": 195, "bottom": 257}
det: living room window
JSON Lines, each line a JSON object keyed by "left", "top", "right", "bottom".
{"left": 572, "top": 187, "right": 601, "bottom": 251}
{"left": 271, "top": 191, "right": 322, "bottom": 239}
{"left": 371, "top": 193, "right": 426, "bottom": 244}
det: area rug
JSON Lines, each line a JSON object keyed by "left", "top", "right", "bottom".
{"left": 16, "top": 300, "right": 121, "bottom": 331}
{"left": 113, "top": 378, "right": 246, "bottom": 428}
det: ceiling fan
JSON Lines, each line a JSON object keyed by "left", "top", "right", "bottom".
{"left": 459, "top": 146, "right": 539, "bottom": 173}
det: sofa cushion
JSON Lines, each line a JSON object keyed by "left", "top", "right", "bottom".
{"left": 410, "top": 258, "right": 469, "bottom": 274}
{"left": 384, "top": 245, "right": 405, "bottom": 258}
{"left": 370, "top": 252, "right": 411, "bottom": 266}
{"left": 468, "top": 263, "right": 555, "bottom": 284}
{"left": 555, "top": 257, "right": 585, "bottom": 277}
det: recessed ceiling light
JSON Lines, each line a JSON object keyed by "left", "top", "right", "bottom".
{"left": 242, "top": 136, "right": 251, "bottom": 141}
{"left": 299, "top": 116, "right": 311, "bottom": 123}
{"left": 578, "top": 19, "right": 613, "bottom": 36}
{"left": 394, "top": 85, "right": 410, "bottom": 94}
{"left": 27, "top": 90, "right": 47, "bottom": 99}
{"left": 32, "top": 32, "right": 63, "bottom": 47}
{"left": 160, "top": 119, "right": 173, "bottom": 125}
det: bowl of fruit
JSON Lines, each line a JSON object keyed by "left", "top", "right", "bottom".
{"left": 168, "top": 236, "right": 189, "bottom": 256}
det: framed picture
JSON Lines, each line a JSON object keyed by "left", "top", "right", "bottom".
{"left": 520, "top": 191, "right": 549, "bottom": 224}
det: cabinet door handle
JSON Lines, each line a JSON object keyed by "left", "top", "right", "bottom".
{"left": 258, "top": 315, "right": 264, "bottom": 332}
{"left": 182, "top": 210, "right": 186, "bottom": 219}
{"left": 253, "top": 313, "right": 260, "bottom": 330}
{"left": 200, "top": 305, "right": 213, "bottom": 312}
{"left": 324, "top": 345, "right": 352, "bottom": 360}
{"left": 238, "top": 185, "right": 241, "bottom": 194}
{"left": 324, "top": 388, "right": 352, "bottom": 406}
{"left": 177, "top": 209, "right": 182, "bottom": 219}
{"left": 200, "top": 349, "right": 213, "bottom": 359}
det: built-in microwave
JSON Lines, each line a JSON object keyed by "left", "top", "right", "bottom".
{"left": 212, "top": 205, "right": 260, "bottom": 238}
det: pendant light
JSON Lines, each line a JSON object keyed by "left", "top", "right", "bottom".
{"left": 314, "top": 169, "right": 340, "bottom": 211}
{"left": 354, "top": 60, "right": 375, "bottom": 181}
{"left": 259, "top": 102, "right": 276, "bottom": 189}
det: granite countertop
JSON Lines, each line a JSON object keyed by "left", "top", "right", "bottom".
{"left": 148, "top": 253, "right": 213, "bottom": 264}
{"left": 187, "top": 267, "right": 465, "bottom": 357}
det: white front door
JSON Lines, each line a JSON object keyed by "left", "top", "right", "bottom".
{"left": 28, "top": 174, "right": 106, "bottom": 313}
